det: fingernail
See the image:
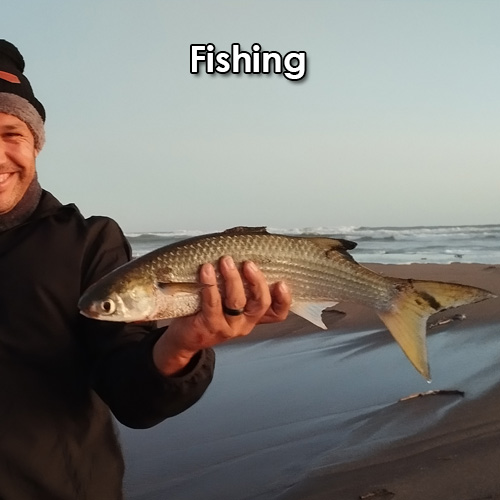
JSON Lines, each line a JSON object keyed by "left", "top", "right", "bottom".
{"left": 200, "top": 263, "right": 215, "bottom": 281}
{"left": 246, "top": 261, "right": 258, "bottom": 273}
{"left": 278, "top": 281, "right": 289, "bottom": 294}
{"left": 223, "top": 256, "right": 235, "bottom": 269}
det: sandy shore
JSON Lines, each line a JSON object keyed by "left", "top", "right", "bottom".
{"left": 121, "top": 263, "right": 500, "bottom": 500}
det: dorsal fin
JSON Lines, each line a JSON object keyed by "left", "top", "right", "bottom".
{"left": 308, "top": 237, "right": 357, "bottom": 251}
{"left": 307, "top": 237, "right": 357, "bottom": 261}
{"left": 223, "top": 226, "right": 270, "bottom": 235}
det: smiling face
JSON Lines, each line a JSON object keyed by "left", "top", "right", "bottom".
{"left": 0, "top": 113, "right": 38, "bottom": 215}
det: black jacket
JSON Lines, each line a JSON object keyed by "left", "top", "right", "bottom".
{"left": 0, "top": 191, "right": 215, "bottom": 500}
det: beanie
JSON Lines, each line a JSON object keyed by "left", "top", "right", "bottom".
{"left": 0, "top": 39, "right": 45, "bottom": 150}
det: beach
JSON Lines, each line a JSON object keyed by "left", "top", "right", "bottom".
{"left": 120, "top": 263, "right": 500, "bottom": 500}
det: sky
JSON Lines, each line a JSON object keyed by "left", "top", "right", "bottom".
{"left": 2, "top": 1, "right": 499, "bottom": 232}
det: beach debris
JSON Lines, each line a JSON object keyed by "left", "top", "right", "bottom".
{"left": 399, "top": 389, "right": 465, "bottom": 401}
{"left": 359, "top": 489, "right": 395, "bottom": 499}
{"left": 484, "top": 265, "right": 499, "bottom": 272}
{"left": 429, "top": 313, "right": 466, "bottom": 329}
{"left": 79, "top": 226, "right": 496, "bottom": 380}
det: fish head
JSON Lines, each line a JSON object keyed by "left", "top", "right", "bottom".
{"left": 78, "top": 275, "right": 157, "bottom": 322}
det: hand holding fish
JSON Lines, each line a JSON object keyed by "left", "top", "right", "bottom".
{"left": 152, "top": 256, "right": 291, "bottom": 376}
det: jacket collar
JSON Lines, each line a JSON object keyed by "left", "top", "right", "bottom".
{"left": 1, "top": 190, "right": 79, "bottom": 234}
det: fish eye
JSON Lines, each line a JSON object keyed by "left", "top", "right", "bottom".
{"left": 100, "top": 300, "right": 116, "bottom": 315}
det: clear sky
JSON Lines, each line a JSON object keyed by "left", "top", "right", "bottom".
{"left": 2, "top": 1, "right": 499, "bottom": 232}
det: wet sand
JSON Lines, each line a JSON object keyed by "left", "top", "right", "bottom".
{"left": 121, "top": 263, "right": 500, "bottom": 500}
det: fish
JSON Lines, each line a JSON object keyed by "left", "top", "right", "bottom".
{"left": 78, "top": 226, "right": 496, "bottom": 380}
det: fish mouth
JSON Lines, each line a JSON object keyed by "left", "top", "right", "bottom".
{"left": 77, "top": 296, "right": 101, "bottom": 319}
{"left": 78, "top": 306, "right": 100, "bottom": 319}
{"left": 79, "top": 310, "right": 95, "bottom": 319}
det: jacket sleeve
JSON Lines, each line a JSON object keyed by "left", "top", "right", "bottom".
{"left": 78, "top": 216, "right": 215, "bottom": 429}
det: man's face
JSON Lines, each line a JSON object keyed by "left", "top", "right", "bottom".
{"left": 0, "top": 113, "right": 38, "bottom": 215}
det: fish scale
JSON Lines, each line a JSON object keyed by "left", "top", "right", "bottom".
{"left": 78, "top": 227, "right": 495, "bottom": 380}
{"left": 154, "top": 233, "right": 391, "bottom": 308}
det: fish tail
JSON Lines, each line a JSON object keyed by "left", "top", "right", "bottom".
{"left": 377, "top": 280, "right": 496, "bottom": 381}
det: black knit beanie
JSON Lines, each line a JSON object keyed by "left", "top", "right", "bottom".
{"left": 0, "top": 39, "right": 45, "bottom": 150}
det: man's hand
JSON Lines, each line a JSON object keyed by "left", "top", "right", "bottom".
{"left": 152, "top": 256, "right": 291, "bottom": 376}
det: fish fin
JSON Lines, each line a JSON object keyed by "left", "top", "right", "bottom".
{"left": 307, "top": 237, "right": 358, "bottom": 262}
{"left": 377, "top": 305, "right": 430, "bottom": 381}
{"left": 223, "top": 226, "right": 270, "bottom": 235}
{"left": 157, "top": 282, "right": 205, "bottom": 295}
{"left": 378, "top": 280, "right": 496, "bottom": 381}
{"left": 290, "top": 300, "right": 339, "bottom": 329}
{"left": 308, "top": 237, "right": 357, "bottom": 252}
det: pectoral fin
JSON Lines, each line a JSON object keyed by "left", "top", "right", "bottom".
{"left": 290, "top": 300, "right": 339, "bottom": 329}
{"left": 157, "top": 282, "right": 206, "bottom": 295}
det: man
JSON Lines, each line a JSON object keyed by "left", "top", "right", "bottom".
{"left": 0, "top": 39, "right": 291, "bottom": 499}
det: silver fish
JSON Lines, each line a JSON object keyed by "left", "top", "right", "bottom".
{"left": 78, "top": 227, "right": 495, "bottom": 380}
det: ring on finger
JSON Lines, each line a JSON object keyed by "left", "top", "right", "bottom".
{"left": 222, "top": 304, "right": 245, "bottom": 316}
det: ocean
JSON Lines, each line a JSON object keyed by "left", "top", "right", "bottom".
{"left": 126, "top": 224, "right": 500, "bottom": 265}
